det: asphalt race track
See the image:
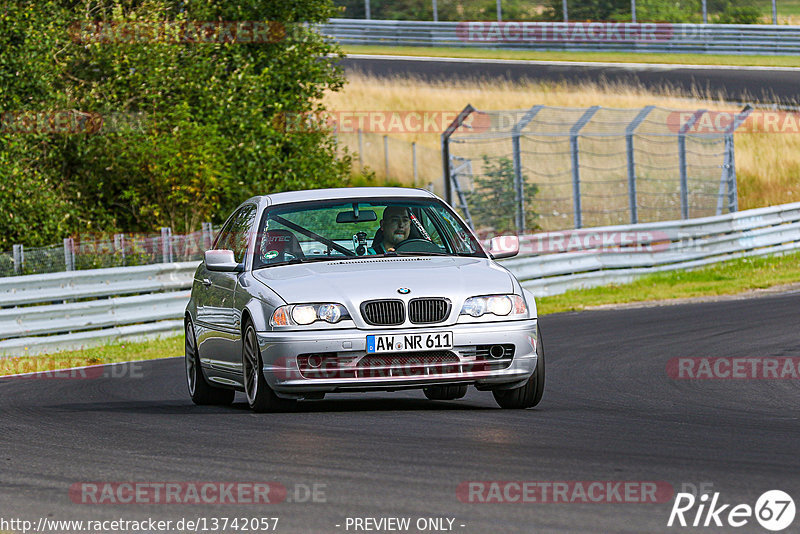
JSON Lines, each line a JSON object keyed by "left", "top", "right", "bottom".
{"left": 341, "top": 55, "right": 800, "bottom": 105}
{"left": 2, "top": 291, "right": 799, "bottom": 533}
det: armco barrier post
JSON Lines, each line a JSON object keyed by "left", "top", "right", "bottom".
{"left": 569, "top": 106, "right": 600, "bottom": 229}
{"left": 512, "top": 105, "right": 544, "bottom": 233}
{"left": 678, "top": 109, "right": 706, "bottom": 220}
{"left": 160, "top": 227, "right": 173, "bottom": 263}
{"left": 625, "top": 106, "right": 654, "bottom": 225}
{"left": 13, "top": 244, "right": 24, "bottom": 275}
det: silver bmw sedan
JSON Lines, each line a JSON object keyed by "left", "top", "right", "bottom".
{"left": 185, "top": 187, "right": 544, "bottom": 412}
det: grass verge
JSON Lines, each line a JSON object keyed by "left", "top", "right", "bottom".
{"left": 536, "top": 251, "right": 800, "bottom": 314}
{"left": 0, "top": 335, "right": 183, "bottom": 377}
{"left": 343, "top": 45, "right": 800, "bottom": 68}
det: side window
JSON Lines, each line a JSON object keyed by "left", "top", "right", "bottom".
{"left": 214, "top": 205, "right": 257, "bottom": 264}
{"left": 229, "top": 205, "right": 257, "bottom": 263}
{"left": 213, "top": 214, "right": 238, "bottom": 251}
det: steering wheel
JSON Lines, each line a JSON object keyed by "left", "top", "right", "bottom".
{"left": 393, "top": 239, "right": 442, "bottom": 254}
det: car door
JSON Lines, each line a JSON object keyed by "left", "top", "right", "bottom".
{"left": 195, "top": 204, "right": 257, "bottom": 372}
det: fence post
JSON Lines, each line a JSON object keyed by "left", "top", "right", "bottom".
{"left": 722, "top": 105, "right": 751, "bottom": 214}
{"left": 441, "top": 104, "right": 476, "bottom": 206}
{"left": 161, "top": 227, "right": 173, "bottom": 263}
{"left": 511, "top": 106, "right": 544, "bottom": 234}
{"left": 678, "top": 109, "right": 705, "bottom": 220}
{"left": 13, "top": 244, "right": 24, "bottom": 275}
{"left": 202, "top": 222, "right": 214, "bottom": 250}
{"left": 625, "top": 106, "right": 654, "bottom": 225}
{"left": 113, "top": 233, "right": 125, "bottom": 266}
{"left": 358, "top": 128, "right": 364, "bottom": 171}
{"left": 569, "top": 106, "right": 600, "bottom": 229}
{"left": 64, "top": 238, "right": 75, "bottom": 271}
{"left": 412, "top": 142, "right": 418, "bottom": 187}
{"left": 725, "top": 135, "right": 738, "bottom": 213}
{"left": 383, "top": 135, "right": 389, "bottom": 179}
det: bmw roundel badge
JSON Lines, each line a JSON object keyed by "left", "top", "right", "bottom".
{"left": 397, "top": 288, "right": 411, "bottom": 294}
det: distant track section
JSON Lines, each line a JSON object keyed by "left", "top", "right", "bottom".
{"left": 340, "top": 54, "right": 800, "bottom": 104}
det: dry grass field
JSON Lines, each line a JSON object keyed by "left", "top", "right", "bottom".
{"left": 325, "top": 74, "right": 800, "bottom": 210}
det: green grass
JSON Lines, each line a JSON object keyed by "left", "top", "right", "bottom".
{"left": 343, "top": 44, "right": 800, "bottom": 68}
{"left": 2, "top": 252, "right": 798, "bottom": 369}
{"left": 0, "top": 335, "right": 183, "bottom": 377}
{"left": 537, "top": 251, "right": 800, "bottom": 314}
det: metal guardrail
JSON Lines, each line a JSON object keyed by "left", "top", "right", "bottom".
{"left": 0, "top": 262, "right": 199, "bottom": 356}
{"left": 1, "top": 202, "right": 799, "bottom": 356}
{"left": 506, "top": 201, "right": 800, "bottom": 296}
{"left": 320, "top": 19, "right": 800, "bottom": 55}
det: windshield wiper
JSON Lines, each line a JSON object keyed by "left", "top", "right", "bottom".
{"left": 254, "top": 256, "right": 339, "bottom": 269}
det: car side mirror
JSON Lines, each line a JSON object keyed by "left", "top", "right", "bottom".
{"left": 205, "top": 249, "right": 243, "bottom": 272}
{"left": 488, "top": 235, "right": 519, "bottom": 259}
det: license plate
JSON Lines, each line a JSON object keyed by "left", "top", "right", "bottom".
{"left": 366, "top": 332, "right": 453, "bottom": 353}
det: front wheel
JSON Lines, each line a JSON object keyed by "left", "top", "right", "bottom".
{"left": 493, "top": 326, "right": 545, "bottom": 409}
{"left": 242, "top": 322, "right": 296, "bottom": 413}
{"left": 185, "top": 320, "right": 235, "bottom": 406}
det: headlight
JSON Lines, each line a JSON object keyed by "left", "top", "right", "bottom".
{"left": 461, "top": 295, "right": 527, "bottom": 318}
{"left": 271, "top": 303, "right": 350, "bottom": 327}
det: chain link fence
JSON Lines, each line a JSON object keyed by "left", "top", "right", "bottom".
{"left": 444, "top": 105, "right": 751, "bottom": 234}
{"left": 335, "top": 129, "right": 443, "bottom": 191}
{"left": 0, "top": 224, "right": 218, "bottom": 277}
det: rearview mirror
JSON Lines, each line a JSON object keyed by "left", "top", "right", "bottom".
{"left": 488, "top": 235, "right": 519, "bottom": 260}
{"left": 336, "top": 210, "right": 377, "bottom": 223}
{"left": 205, "top": 249, "right": 243, "bottom": 272}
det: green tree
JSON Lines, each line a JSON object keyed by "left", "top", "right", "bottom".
{"left": 466, "top": 156, "right": 539, "bottom": 235}
{"left": 0, "top": 0, "right": 354, "bottom": 247}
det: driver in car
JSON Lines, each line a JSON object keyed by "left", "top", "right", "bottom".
{"left": 371, "top": 206, "right": 411, "bottom": 254}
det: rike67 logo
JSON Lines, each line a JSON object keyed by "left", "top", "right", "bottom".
{"left": 668, "top": 489, "right": 795, "bottom": 531}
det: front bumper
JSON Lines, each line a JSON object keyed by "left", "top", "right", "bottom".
{"left": 256, "top": 319, "right": 538, "bottom": 396}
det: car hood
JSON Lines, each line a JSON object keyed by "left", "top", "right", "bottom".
{"left": 252, "top": 256, "right": 514, "bottom": 318}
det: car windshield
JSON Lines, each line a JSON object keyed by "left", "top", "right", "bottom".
{"left": 253, "top": 197, "right": 485, "bottom": 269}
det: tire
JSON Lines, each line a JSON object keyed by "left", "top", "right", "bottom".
{"left": 242, "top": 321, "right": 296, "bottom": 413}
{"left": 185, "top": 320, "right": 235, "bottom": 406}
{"left": 493, "top": 326, "right": 545, "bottom": 409}
{"left": 423, "top": 384, "right": 468, "bottom": 400}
